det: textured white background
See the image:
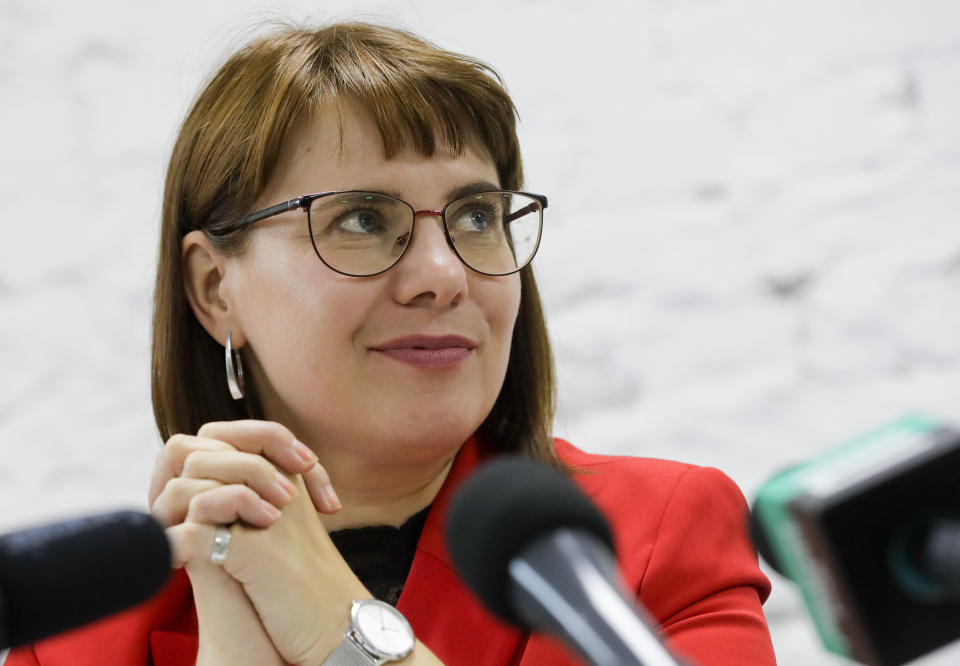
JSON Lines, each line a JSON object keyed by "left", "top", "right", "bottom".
{"left": 2, "top": 1, "right": 959, "bottom": 664}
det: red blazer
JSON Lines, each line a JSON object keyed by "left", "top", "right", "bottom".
{"left": 7, "top": 438, "right": 776, "bottom": 665}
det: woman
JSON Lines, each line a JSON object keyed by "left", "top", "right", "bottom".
{"left": 7, "top": 21, "right": 776, "bottom": 666}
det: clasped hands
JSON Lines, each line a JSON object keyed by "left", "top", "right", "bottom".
{"left": 148, "top": 420, "right": 370, "bottom": 666}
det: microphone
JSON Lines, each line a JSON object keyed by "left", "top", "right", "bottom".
{"left": 750, "top": 415, "right": 960, "bottom": 666}
{"left": 446, "top": 456, "right": 685, "bottom": 666}
{"left": 0, "top": 510, "right": 171, "bottom": 649}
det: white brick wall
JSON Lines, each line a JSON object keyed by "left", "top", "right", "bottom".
{"left": 2, "top": 1, "right": 959, "bottom": 663}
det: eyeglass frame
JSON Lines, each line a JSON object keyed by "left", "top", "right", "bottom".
{"left": 207, "top": 189, "right": 548, "bottom": 277}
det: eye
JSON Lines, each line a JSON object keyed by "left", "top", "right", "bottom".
{"left": 464, "top": 209, "right": 490, "bottom": 231}
{"left": 449, "top": 201, "right": 502, "bottom": 233}
{"left": 335, "top": 208, "right": 385, "bottom": 235}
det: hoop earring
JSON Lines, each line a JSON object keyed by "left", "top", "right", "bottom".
{"left": 225, "top": 330, "right": 245, "bottom": 400}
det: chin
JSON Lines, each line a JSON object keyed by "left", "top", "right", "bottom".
{"left": 391, "top": 416, "right": 478, "bottom": 448}
{"left": 348, "top": 413, "right": 482, "bottom": 462}
{"left": 287, "top": 386, "right": 496, "bottom": 461}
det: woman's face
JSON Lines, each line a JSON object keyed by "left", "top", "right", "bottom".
{"left": 222, "top": 101, "right": 521, "bottom": 464}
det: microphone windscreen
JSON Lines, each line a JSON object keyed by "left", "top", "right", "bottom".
{"left": 0, "top": 510, "right": 171, "bottom": 647}
{"left": 445, "top": 455, "right": 614, "bottom": 625}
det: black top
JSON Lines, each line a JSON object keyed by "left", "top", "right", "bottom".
{"left": 328, "top": 506, "right": 431, "bottom": 606}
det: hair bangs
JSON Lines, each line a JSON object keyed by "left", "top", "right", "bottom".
{"left": 302, "top": 26, "right": 522, "bottom": 188}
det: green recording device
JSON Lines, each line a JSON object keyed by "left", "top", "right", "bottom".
{"left": 751, "top": 415, "right": 960, "bottom": 666}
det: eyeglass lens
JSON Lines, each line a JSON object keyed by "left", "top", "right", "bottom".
{"left": 307, "top": 191, "right": 542, "bottom": 276}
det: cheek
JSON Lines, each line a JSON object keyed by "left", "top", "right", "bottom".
{"left": 257, "top": 290, "right": 368, "bottom": 360}
{"left": 241, "top": 287, "right": 380, "bottom": 420}
{"left": 231, "top": 245, "right": 374, "bottom": 376}
{"left": 480, "top": 274, "right": 521, "bottom": 354}
{"left": 500, "top": 274, "right": 522, "bottom": 327}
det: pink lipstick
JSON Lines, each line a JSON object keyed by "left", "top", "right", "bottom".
{"left": 370, "top": 335, "right": 477, "bottom": 369}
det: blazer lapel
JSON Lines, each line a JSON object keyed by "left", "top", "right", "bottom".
{"left": 397, "top": 436, "right": 527, "bottom": 666}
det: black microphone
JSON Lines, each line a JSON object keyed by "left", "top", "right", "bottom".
{"left": 0, "top": 510, "right": 171, "bottom": 649}
{"left": 750, "top": 415, "right": 960, "bottom": 666}
{"left": 446, "top": 456, "right": 685, "bottom": 666}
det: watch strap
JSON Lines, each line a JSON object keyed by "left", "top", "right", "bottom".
{"left": 323, "top": 633, "right": 384, "bottom": 666}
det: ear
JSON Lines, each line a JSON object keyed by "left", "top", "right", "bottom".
{"left": 181, "top": 230, "right": 246, "bottom": 348}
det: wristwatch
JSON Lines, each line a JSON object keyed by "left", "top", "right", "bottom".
{"left": 323, "top": 599, "right": 415, "bottom": 665}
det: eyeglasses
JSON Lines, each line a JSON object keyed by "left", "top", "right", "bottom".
{"left": 213, "top": 189, "right": 547, "bottom": 277}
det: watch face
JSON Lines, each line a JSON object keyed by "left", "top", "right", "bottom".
{"left": 353, "top": 600, "right": 415, "bottom": 659}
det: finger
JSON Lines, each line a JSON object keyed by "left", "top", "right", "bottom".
{"left": 185, "top": 484, "right": 282, "bottom": 529}
{"left": 149, "top": 434, "right": 234, "bottom": 506}
{"left": 152, "top": 477, "right": 222, "bottom": 527}
{"left": 197, "top": 420, "right": 318, "bottom": 473}
{"left": 166, "top": 522, "right": 221, "bottom": 569}
{"left": 181, "top": 449, "right": 299, "bottom": 507}
{"left": 166, "top": 522, "right": 259, "bottom": 578}
{"left": 303, "top": 463, "right": 341, "bottom": 514}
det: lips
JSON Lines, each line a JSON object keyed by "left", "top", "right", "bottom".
{"left": 370, "top": 335, "right": 478, "bottom": 369}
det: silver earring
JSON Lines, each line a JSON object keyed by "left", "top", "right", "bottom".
{"left": 225, "top": 330, "right": 245, "bottom": 400}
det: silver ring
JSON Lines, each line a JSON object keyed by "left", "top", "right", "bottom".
{"left": 210, "top": 526, "right": 231, "bottom": 566}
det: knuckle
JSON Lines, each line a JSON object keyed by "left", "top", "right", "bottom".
{"left": 168, "top": 478, "right": 197, "bottom": 504}
{"left": 251, "top": 455, "right": 278, "bottom": 480}
{"left": 167, "top": 522, "right": 211, "bottom": 566}
{"left": 150, "top": 502, "right": 173, "bottom": 526}
{"left": 190, "top": 486, "right": 231, "bottom": 513}
{"left": 305, "top": 463, "right": 330, "bottom": 488}
{"left": 181, "top": 450, "right": 206, "bottom": 476}
{"left": 313, "top": 463, "right": 331, "bottom": 484}
{"left": 165, "top": 433, "right": 190, "bottom": 455}
{"left": 186, "top": 492, "right": 209, "bottom": 515}
{"left": 196, "top": 421, "right": 224, "bottom": 438}
{"left": 230, "top": 484, "right": 256, "bottom": 505}
{"left": 156, "top": 477, "right": 178, "bottom": 499}
{"left": 263, "top": 421, "right": 292, "bottom": 443}
{"left": 181, "top": 522, "right": 208, "bottom": 549}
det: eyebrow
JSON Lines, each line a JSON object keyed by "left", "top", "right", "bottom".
{"left": 354, "top": 180, "right": 502, "bottom": 203}
{"left": 446, "top": 181, "right": 502, "bottom": 201}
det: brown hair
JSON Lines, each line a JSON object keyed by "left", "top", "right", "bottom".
{"left": 151, "top": 20, "right": 556, "bottom": 461}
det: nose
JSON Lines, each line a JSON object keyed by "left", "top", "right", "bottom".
{"left": 391, "top": 212, "right": 468, "bottom": 306}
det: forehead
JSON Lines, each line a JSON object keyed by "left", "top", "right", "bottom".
{"left": 266, "top": 97, "right": 498, "bottom": 193}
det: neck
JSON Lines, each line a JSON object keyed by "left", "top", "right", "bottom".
{"left": 311, "top": 446, "right": 458, "bottom": 532}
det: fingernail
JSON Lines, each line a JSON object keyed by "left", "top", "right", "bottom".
{"left": 322, "top": 483, "right": 341, "bottom": 511}
{"left": 294, "top": 439, "right": 317, "bottom": 464}
{"left": 261, "top": 499, "right": 281, "bottom": 520}
{"left": 275, "top": 471, "right": 298, "bottom": 499}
